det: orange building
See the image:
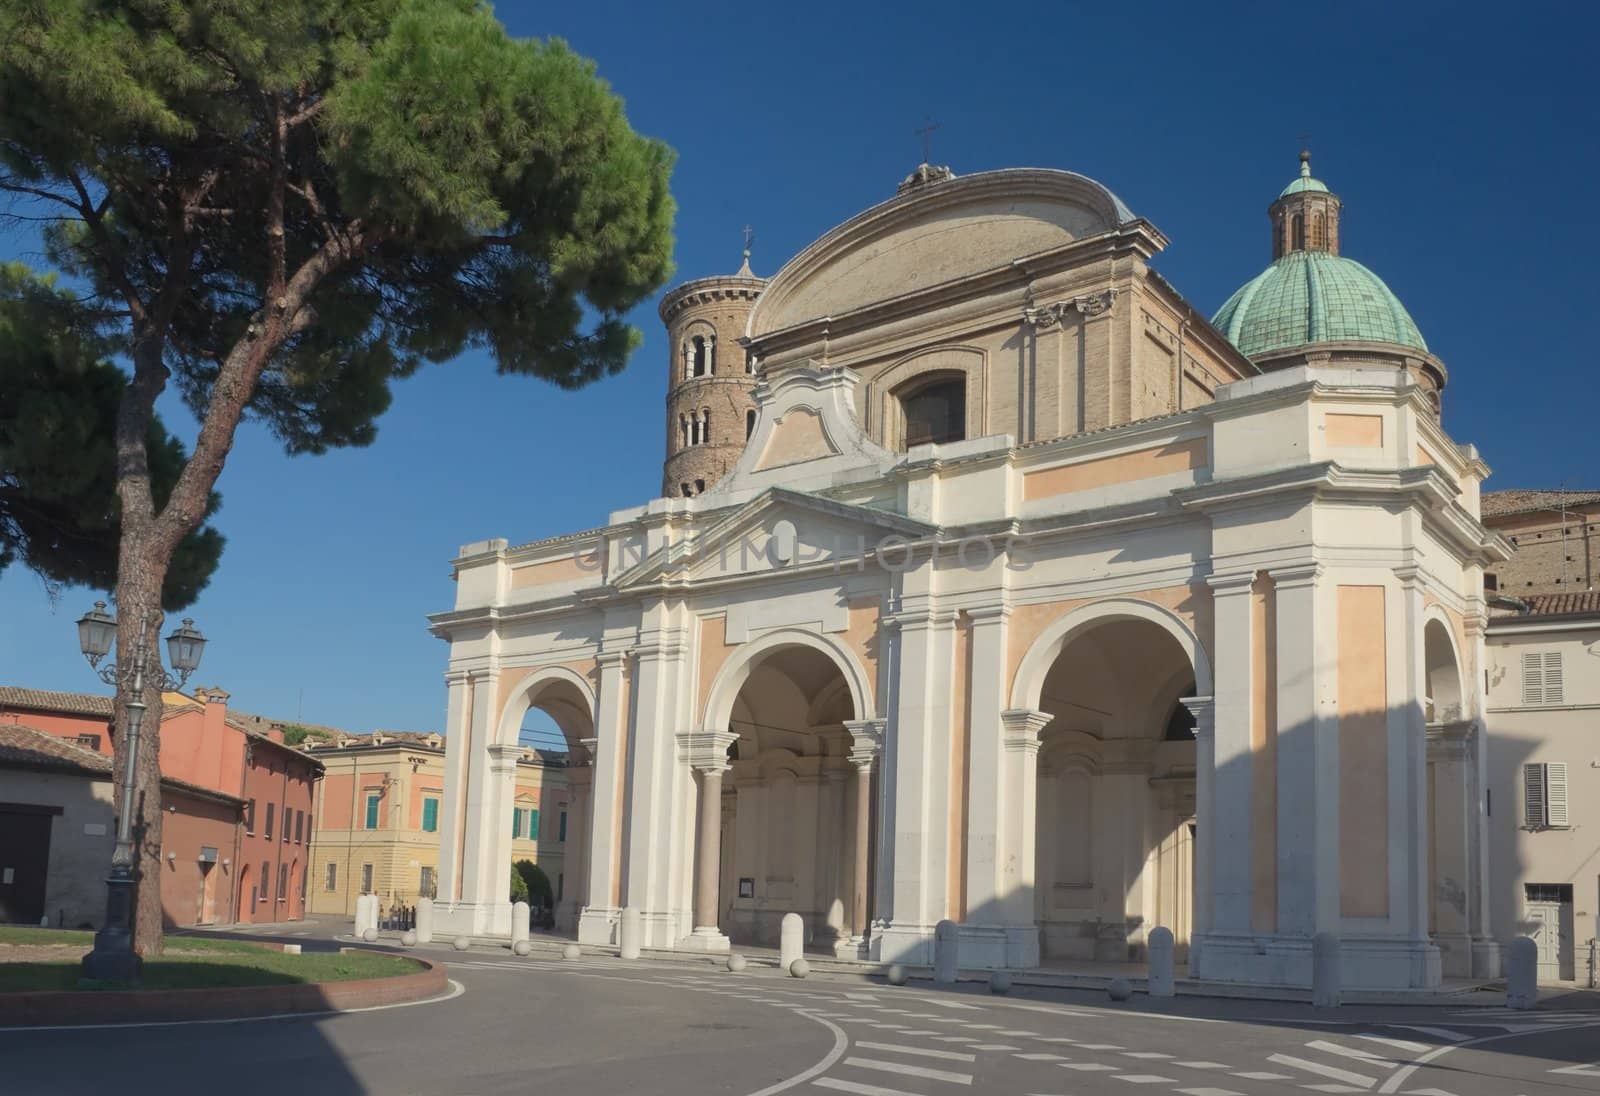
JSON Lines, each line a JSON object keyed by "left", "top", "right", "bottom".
{"left": 0, "top": 685, "right": 322, "bottom": 927}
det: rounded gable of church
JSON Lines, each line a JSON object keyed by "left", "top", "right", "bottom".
{"left": 747, "top": 168, "right": 1139, "bottom": 341}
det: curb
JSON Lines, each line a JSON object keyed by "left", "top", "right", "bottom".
{"left": 0, "top": 950, "right": 448, "bottom": 1027}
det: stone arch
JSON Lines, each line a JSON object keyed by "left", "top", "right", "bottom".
{"left": 1423, "top": 607, "right": 1466, "bottom": 723}
{"left": 866, "top": 345, "right": 986, "bottom": 449}
{"left": 1010, "top": 597, "right": 1212, "bottom": 711}
{"left": 495, "top": 664, "right": 599, "bottom": 753}
{"left": 702, "top": 627, "right": 874, "bottom": 733}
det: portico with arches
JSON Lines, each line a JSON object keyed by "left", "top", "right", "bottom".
{"left": 429, "top": 159, "right": 1508, "bottom": 989}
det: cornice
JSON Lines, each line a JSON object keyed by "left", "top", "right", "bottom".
{"left": 659, "top": 277, "right": 766, "bottom": 324}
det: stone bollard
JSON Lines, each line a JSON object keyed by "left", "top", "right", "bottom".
{"left": 511, "top": 901, "right": 530, "bottom": 948}
{"left": 563, "top": 943, "right": 582, "bottom": 961}
{"left": 401, "top": 930, "right": 417, "bottom": 947}
{"left": 726, "top": 953, "right": 746, "bottom": 972}
{"left": 789, "top": 958, "right": 810, "bottom": 979}
{"left": 513, "top": 939, "right": 532, "bottom": 956}
{"left": 1147, "top": 926, "right": 1175, "bottom": 998}
{"left": 1107, "top": 978, "right": 1133, "bottom": 1002}
{"left": 989, "top": 970, "right": 1012, "bottom": 995}
{"left": 780, "top": 912, "right": 805, "bottom": 973}
{"left": 362, "top": 927, "right": 378, "bottom": 943}
{"left": 1312, "top": 931, "right": 1341, "bottom": 1008}
{"left": 1507, "top": 936, "right": 1538, "bottom": 1010}
{"left": 885, "top": 963, "right": 907, "bottom": 986}
{"left": 934, "top": 919, "right": 959, "bottom": 985}
{"left": 415, "top": 897, "right": 434, "bottom": 944}
{"left": 452, "top": 935, "right": 471, "bottom": 952}
{"left": 619, "top": 907, "right": 642, "bottom": 960}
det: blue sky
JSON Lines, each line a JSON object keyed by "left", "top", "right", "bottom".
{"left": 3, "top": 1, "right": 1596, "bottom": 736}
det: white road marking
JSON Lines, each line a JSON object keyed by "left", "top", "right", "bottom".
{"left": 1353, "top": 1035, "right": 1431, "bottom": 1055}
{"left": 1306, "top": 1040, "right": 1402, "bottom": 1065}
{"left": 1061, "top": 1063, "right": 1118, "bottom": 1072}
{"left": 1113, "top": 1076, "right": 1177, "bottom": 1085}
{"left": 1267, "top": 1053, "right": 1377, "bottom": 1088}
{"left": 997, "top": 1029, "right": 1039, "bottom": 1036}
{"left": 1123, "top": 1051, "right": 1175, "bottom": 1059}
{"left": 845, "top": 992, "right": 879, "bottom": 1002}
{"left": 1301, "top": 1085, "right": 1366, "bottom": 1094}
{"left": 1550, "top": 1060, "right": 1600, "bottom": 1078}
{"left": 841, "top": 1056, "right": 973, "bottom": 1085}
{"left": 931, "top": 1036, "right": 979, "bottom": 1043}
{"left": 1231, "top": 1072, "right": 1293, "bottom": 1081}
{"left": 1395, "top": 1027, "right": 1470, "bottom": 1043}
{"left": 1036, "top": 1037, "right": 1079, "bottom": 1044}
{"left": 1177, "top": 1089, "right": 1244, "bottom": 1096}
{"left": 1078, "top": 1043, "right": 1125, "bottom": 1050}
{"left": 854, "top": 1042, "right": 975, "bottom": 1063}
{"left": 1397, "top": 1088, "right": 1459, "bottom": 1095}
{"left": 1173, "top": 1061, "right": 1230, "bottom": 1070}
{"left": 969, "top": 1043, "right": 1019, "bottom": 1050}
{"left": 813, "top": 1078, "right": 920, "bottom": 1096}
{"left": 1014, "top": 1053, "right": 1068, "bottom": 1061}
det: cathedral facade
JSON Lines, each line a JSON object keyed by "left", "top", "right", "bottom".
{"left": 428, "top": 157, "right": 1505, "bottom": 989}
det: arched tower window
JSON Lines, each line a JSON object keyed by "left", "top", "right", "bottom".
{"left": 701, "top": 408, "right": 711, "bottom": 442}
{"left": 900, "top": 375, "right": 966, "bottom": 448}
{"left": 1291, "top": 213, "right": 1305, "bottom": 251}
{"left": 679, "top": 414, "right": 689, "bottom": 449}
{"left": 746, "top": 408, "right": 757, "bottom": 439}
{"left": 744, "top": 350, "right": 757, "bottom": 375}
{"left": 1311, "top": 211, "right": 1326, "bottom": 250}
{"left": 690, "top": 335, "right": 708, "bottom": 378}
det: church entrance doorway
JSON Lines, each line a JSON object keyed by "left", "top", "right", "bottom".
{"left": 1032, "top": 615, "right": 1200, "bottom": 963}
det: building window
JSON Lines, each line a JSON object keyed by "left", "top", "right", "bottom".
{"left": 261, "top": 861, "right": 271, "bottom": 900}
{"left": 75, "top": 733, "right": 101, "bottom": 751}
{"left": 420, "top": 866, "right": 436, "bottom": 898}
{"left": 283, "top": 805, "right": 291, "bottom": 842}
{"left": 422, "top": 797, "right": 440, "bottom": 833}
{"left": 528, "top": 808, "right": 540, "bottom": 841}
{"left": 265, "top": 802, "right": 275, "bottom": 839}
{"left": 694, "top": 478, "right": 705, "bottom": 494}
{"left": 1291, "top": 212, "right": 1305, "bottom": 250}
{"left": 325, "top": 863, "right": 337, "bottom": 892}
{"left": 1484, "top": 572, "right": 1499, "bottom": 592}
{"left": 680, "top": 481, "right": 692, "bottom": 497}
{"left": 245, "top": 799, "right": 256, "bottom": 834}
{"left": 365, "top": 792, "right": 381, "bottom": 830}
{"left": 688, "top": 333, "right": 713, "bottom": 378}
{"left": 294, "top": 809, "right": 303, "bottom": 844}
{"left": 558, "top": 810, "right": 568, "bottom": 842}
{"left": 746, "top": 408, "right": 757, "bottom": 439}
{"left": 360, "top": 863, "right": 373, "bottom": 894}
{"left": 1522, "top": 651, "right": 1564, "bottom": 705}
{"left": 900, "top": 376, "right": 966, "bottom": 448}
{"left": 1523, "top": 763, "right": 1570, "bottom": 830}
{"left": 702, "top": 408, "right": 711, "bottom": 442}
{"left": 278, "top": 863, "right": 289, "bottom": 902}
{"left": 745, "top": 349, "right": 756, "bottom": 375}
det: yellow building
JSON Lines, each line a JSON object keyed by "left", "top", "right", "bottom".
{"left": 303, "top": 731, "right": 569, "bottom": 916}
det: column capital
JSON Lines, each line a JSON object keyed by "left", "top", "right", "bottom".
{"left": 1180, "top": 694, "right": 1215, "bottom": 738}
{"left": 1269, "top": 561, "right": 1323, "bottom": 589}
{"left": 1426, "top": 718, "right": 1479, "bottom": 761}
{"left": 965, "top": 603, "right": 1011, "bottom": 625}
{"left": 444, "top": 667, "right": 473, "bottom": 687}
{"left": 1000, "top": 708, "right": 1054, "bottom": 753}
{"left": 884, "top": 607, "right": 953, "bottom": 632}
{"left": 1206, "top": 570, "right": 1258, "bottom": 595}
{"left": 597, "top": 649, "right": 631, "bottom": 669}
{"left": 1394, "top": 563, "right": 1425, "bottom": 589}
{"left": 842, "top": 718, "right": 886, "bottom": 769}
{"left": 676, "top": 729, "right": 738, "bottom": 773}
{"left": 486, "top": 742, "right": 522, "bottom": 775}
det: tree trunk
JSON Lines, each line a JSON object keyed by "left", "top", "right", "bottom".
{"left": 112, "top": 536, "right": 171, "bottom": 956}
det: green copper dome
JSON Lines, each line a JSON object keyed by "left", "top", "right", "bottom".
{"left": 1212, "top": 251, "right": 1428, "bottom": 359}
{"left": 1279, "top": 174, "right": 1329, "bottom": 197}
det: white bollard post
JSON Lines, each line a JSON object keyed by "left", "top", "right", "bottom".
{"left": 619, "top": 907, "right": 642, "bottom": 960}
{"left": 415, "top": 897, "right": 434, "bottom": 944}
{"left": 934, "top": 919, "right": 959, "bottom": 985}
{"left": 1312, "top": 931, "right": 1341, "bottom": 1008}
{"left": 780, "top": 913, "right": 805, "bottom": 972}
{"left": 1147, "top": 926, "right": 1175, "bottom": 997}
{"left": 1507, "top": 936, "right": 1538, "bottom": 1010}
{"left": 511, "top": 901, "right": 530, "bottom": 948}
{"left": 353, "top": 894, "right": 370, "bottom": 937}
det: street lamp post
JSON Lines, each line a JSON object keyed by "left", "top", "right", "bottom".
{"left": 76, "top": 601, "right": 207, "bottom": 982}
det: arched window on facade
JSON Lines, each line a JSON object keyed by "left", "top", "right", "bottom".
{"left": 688, "top": 333, "right": 713, "bottom": 378}
{"left": 701, "top": 408, "right": 711, "bottom": 443}
{"left": 694, "top": 478, "right": 705, "bottom": 494}
{"left": 900, "top": 375, "right": 966, "bottom": 449}
{"left": 1291, "top": 213, "right": 1305, "bottom": 251}
{"left": 679, "top": 414, "right": 689, "bottom": 449}
{"left": 1310, "top": 212, "right": 1326, "bottom": 249}
{"left": 746, "top": 408, "right": 757, "bottom": 439}
{"left": 681, "top": 481, "right": 691, "bottom": 497}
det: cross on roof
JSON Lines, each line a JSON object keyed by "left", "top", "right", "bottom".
{"left": 915, "top": 116, "right": 942, "bottom": 164}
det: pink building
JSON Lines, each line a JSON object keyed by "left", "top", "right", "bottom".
{"left": 0, "top": 685, "right": 321, "bottom": 927}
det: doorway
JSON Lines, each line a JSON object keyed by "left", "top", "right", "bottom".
{"left": 0, "top": 806, "right": 56, "bottom": 924}
{"left": 1525, "top": 883, "right": 1575, "bottom": 982}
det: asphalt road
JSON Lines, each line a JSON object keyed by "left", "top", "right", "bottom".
{"left": 4, "top": 937, "right": 1599, "bottom": 1096}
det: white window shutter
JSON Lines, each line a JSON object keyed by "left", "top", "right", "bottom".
{"left": 1522, "top": 652, "right": 1545, "bottom": 705}
{"left": 1546, "top": 763, "right": 1570, "bottom": 829}
{"left": 1543, "top": 652, "right": 1565, "bottom": 705}
{"left": 1524, "top": 763, "right": 1547, "bottom": 828}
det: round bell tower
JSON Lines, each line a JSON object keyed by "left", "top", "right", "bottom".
{"left": 659, "top": 246, "right": 766, "bottom": 498}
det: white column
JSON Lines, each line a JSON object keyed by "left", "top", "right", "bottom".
{"left": 841, "top": 720, "right": 883, "bottom": 957}
{"left": 559, "top": 764, "right": 591, "bottom": 929}
{"left": 1204, "top": 572, "right": 1256, "bottom": 939}
{"left": 678, "top": 730, "right": 735, "bottom": 951}
{"left": 1394, "top": 567, "right": 1440, "bottom": 987}
{"left": 624, "top": 626, "right": 688, "bottom": 948}
{"left": 1427, "top": 719, "right": 1476, "bottom": 975}
{"left": 1270, "top": 563, "right": 1338, "bottom": 940}
{"left": 962, "top": 605, "right": 1012, "bottom": 966}
{"left": 998, "top": 709, "right": 1052, "bottom": 968}
{"left": 579, "top": 650, "right": 628, "bottom": 946}
{"left": 1181, "top": 696, "right": 1215, "bottom": 951}
{"left": 1462, "top": 613, "right": 1500, "bottom": 977}
{"left": 875, "top": 605, "right": 953, "bottom": 965}
{"left": 435, "top": 669, "right": 472, "bottom": 907}
{"left": 452, "top": 670, "right": 502, "bottom": 929}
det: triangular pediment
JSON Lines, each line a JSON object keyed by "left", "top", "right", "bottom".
{"left": 612, "top": 488, "right": 937, "bottom": 589}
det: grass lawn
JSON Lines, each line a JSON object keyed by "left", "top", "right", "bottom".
{"left": 0, "top": 926, "right": 421, "bottom": 992}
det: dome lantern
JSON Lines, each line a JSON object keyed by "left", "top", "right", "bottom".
{"left": 1270, "top": 150, "right": 1341, "bottom": 259}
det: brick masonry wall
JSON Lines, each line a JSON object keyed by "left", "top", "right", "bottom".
{"left": 1485, "top": 504, "right": 1600, "bottom": 596}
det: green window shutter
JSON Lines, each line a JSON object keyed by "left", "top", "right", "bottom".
{"left": 422, "top": 798, "right": 439, "bottom": 833}
{"left": 528, "top": 809, "right": 540, "bottom": 841}
{"left": 365, "top": 794, "right": 380, "bottom": 830}
{"left": 511, "top": 808, "right": 523, "bottom": 838}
